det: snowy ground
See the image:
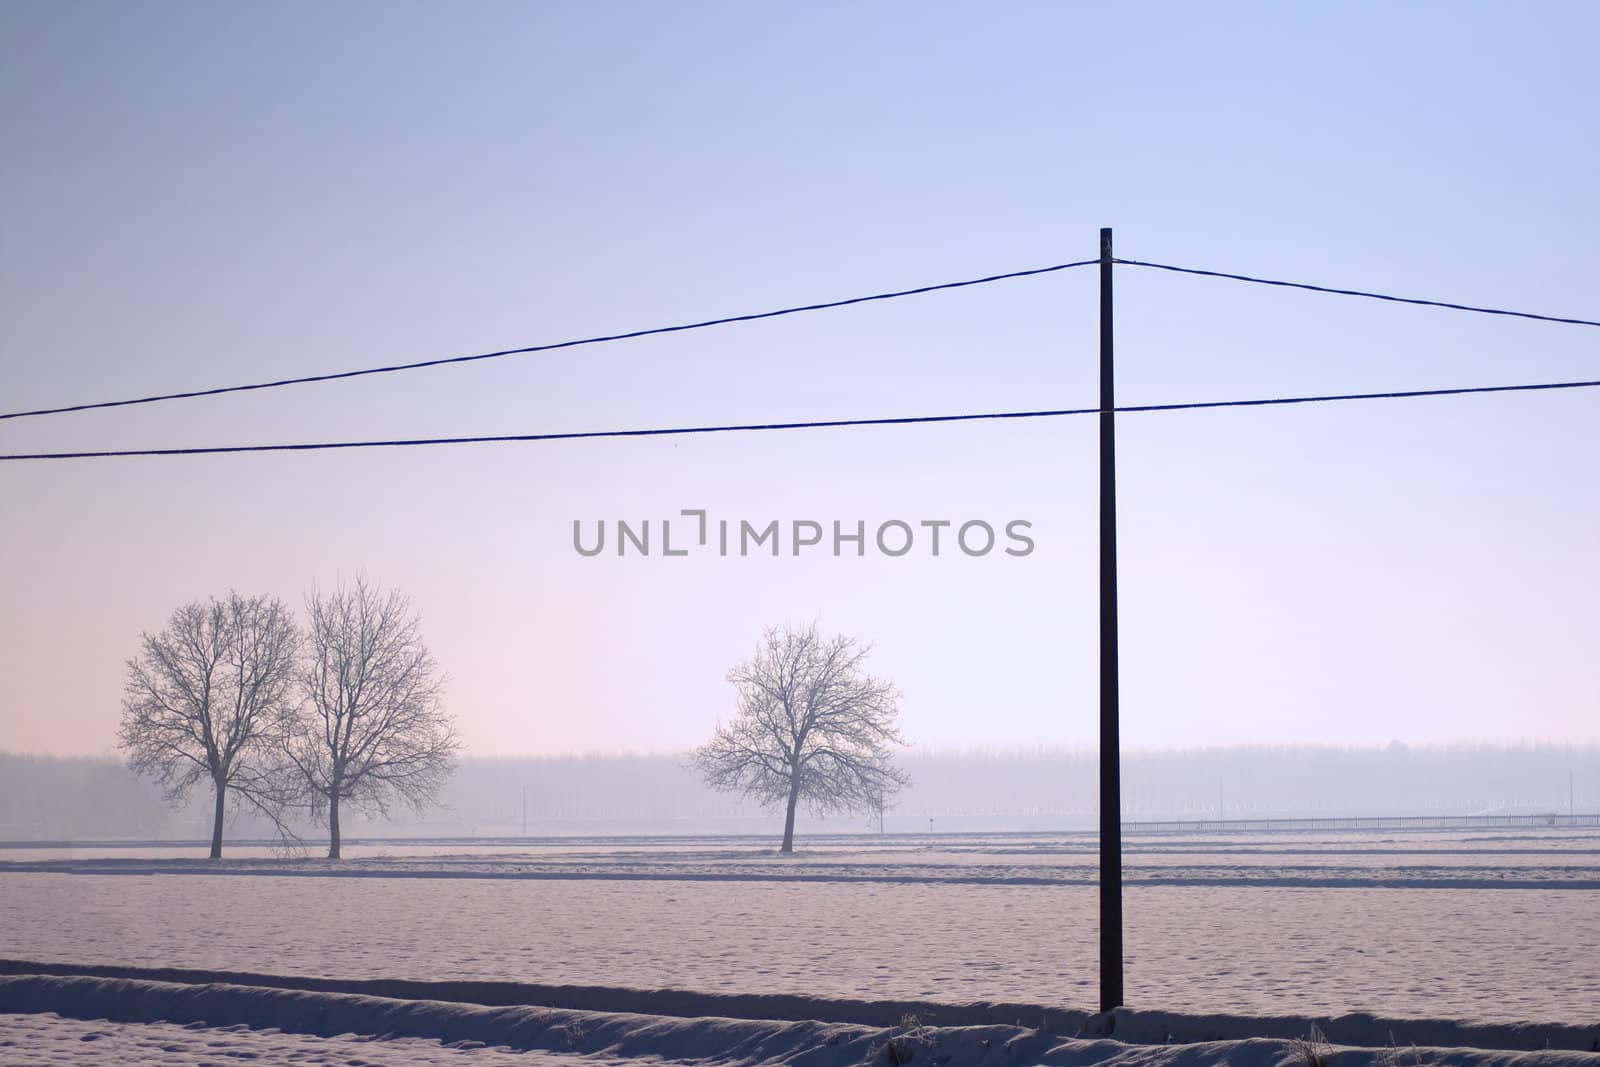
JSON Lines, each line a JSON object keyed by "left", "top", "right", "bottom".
{"left": 3, "top": 974, "right": 1599, "bottom": 1066}
{"left": 0, "top": 1012, "right": 599, "bottom": 1065}
{"left": 2, "top": 830, "right": 1597, "bottom": 1031}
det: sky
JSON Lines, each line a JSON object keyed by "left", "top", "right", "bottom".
{"left": 1, "top": 1, "right": 1596, "bottom": 757}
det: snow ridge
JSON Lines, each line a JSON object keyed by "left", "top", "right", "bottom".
{"left": 3, "top": 972, "right": 1599, "bottom": 1065}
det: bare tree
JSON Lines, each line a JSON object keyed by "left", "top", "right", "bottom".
{"left": 286, "top": 578, "right": 459, "bottom": 858}
{"left": 691, "top": 622, "right": 909, "bottom": 853}
{"left": 118, "top": 592, "right": 299, "bottom": 859}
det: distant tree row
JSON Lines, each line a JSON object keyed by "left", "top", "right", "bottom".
{"left": 118, "top": 577, "right": 459, "bottom": 859}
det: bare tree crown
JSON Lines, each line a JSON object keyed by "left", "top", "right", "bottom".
{"left": 118, "top": 592, "right": 299, "bottom": 802}
{"left": 286, "top": 577, "right": 459, "bottom": 821}
{"left": 691, "top": 623, "right": 910, "bottom": 832}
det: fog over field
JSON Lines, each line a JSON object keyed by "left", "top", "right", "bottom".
{"left": 5, "top": 743, "right": 1598, "bottom": 842}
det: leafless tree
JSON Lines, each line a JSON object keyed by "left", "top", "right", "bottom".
{"left": 285, "top": 578, "right": 459, "bottom": 858}
{"left": 118, "top": 592, "right": 300, "bottom": 859}
{"left": 690, "top": 622, "right": 909, "bottom": 853}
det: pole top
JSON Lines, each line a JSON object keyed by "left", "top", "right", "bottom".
{"left": 1100, "top": 228, "right": 1113, "bottom": 257}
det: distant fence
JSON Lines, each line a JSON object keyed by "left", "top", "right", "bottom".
{"left": 1123, "top": 813, "right": 1600, "bottom": 834}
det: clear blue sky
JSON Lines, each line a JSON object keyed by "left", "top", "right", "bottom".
{"left": 2, "top": 1, "right": 1596, "bottom": 755}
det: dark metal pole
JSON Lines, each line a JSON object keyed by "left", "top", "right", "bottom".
{"left": 1098, "top": 227, "right": 1124, "bottom": 1013}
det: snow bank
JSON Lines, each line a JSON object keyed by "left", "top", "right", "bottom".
{"left": 3, "top": 971, "right": 1598, "bottom": 1065}
{"left": 0, "top": 957, "right": 1062, "bottom": 1029}
{"left": 2, "top": 1011, "right": 592, "bottom": 1065}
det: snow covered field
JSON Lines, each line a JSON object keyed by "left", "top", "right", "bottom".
{"left": 2, "top": 830, "right": 1597, "bottom": 1026}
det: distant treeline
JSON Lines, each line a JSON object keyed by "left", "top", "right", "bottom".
{"left": 3, "top": 743, "right": 1597, "bottom": 840}
{"left": 440, "top": 744, "right": 1600, "bottom": 831}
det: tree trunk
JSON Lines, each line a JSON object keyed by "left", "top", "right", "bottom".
{"left": 209, "top": 781, "right": 226, "bottom": 860}
{"left": 780, "top": 774, "right": 801, "bottom": 853}
{"left": 327, "top": 791, "right": 342, "bottom": 860}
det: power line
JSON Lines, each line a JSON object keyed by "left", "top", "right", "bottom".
{"left": 1122, "top": 377, "right": 1600, "bottom": 412}
{"left": 5, "top": 377, "right": 1595, "bottom": 463}
{"left": 7, "top": 254, "right": 1596, "bottom": 432}
{"left": 8, "top": 255, "right": 1596, "bottom": 428}
{"left": 0, "top": 260, "right": 1098, "bottom": 423}
{"left": 1114, "top": 259, "right": 1600, "bottom": 328}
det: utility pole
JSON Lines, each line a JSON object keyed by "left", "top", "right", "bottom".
{"left": 1098, "top": 227, "right": 1124, "bottom": 1013}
